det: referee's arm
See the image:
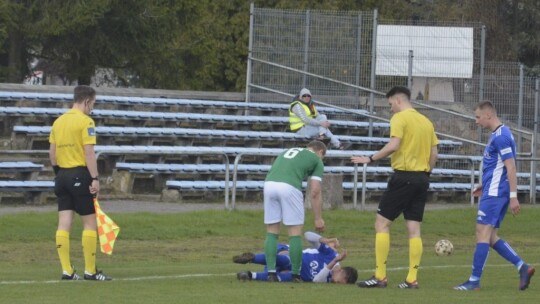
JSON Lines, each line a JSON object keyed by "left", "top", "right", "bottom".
{"left": 429, "top": 145, "right": 438, "bottom": 173}
{"left": 84, "top": 144, "right": 99, "bottom": 178}
{"left": 84, "top": 144, "right": 99, "bottom": 195}
{"left": 49, "top": 144, "right": 57, "bottom": 166}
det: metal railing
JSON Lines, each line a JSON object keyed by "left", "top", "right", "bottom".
{"left": 246, "top": 58, "right": 538, "bottom": 203}
{"left": 246, "top": 5, "right": 540, "bottom": 201}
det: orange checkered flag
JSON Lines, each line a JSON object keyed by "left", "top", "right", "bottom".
{"left": 94, "top": 198, "right": 120, "bottom": 255}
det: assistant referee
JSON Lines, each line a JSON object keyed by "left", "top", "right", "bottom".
{"left": 49, "top": 85, "right": 111, "bottom": 281}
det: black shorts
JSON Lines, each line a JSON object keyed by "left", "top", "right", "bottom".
{"left": 377, "top": 171, "right": 430, "bottom": 222}
{"left": 54, "top": 167, "right": 95, "bottom": 215}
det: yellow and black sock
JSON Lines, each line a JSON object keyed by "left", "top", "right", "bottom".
{"left": 82, "top": 230, "right": 97, "bottom": 274}
{"left": 375, "top": 232, "right": 390, "bottom": 280}
{"left": 56, "top": 230, "right": 72, "bottom": 274}
{"left": 406, "top": 237, "right": 423, "bottom": 283}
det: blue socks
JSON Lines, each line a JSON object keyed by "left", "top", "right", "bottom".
{"left": 470, "top": 242, "right": 490, "bottom": 280}
{"left": 469, "top": 239, "right": 525, "bottom": 282}
{"left": 492, "top": 239, "right": 524, "bottom": 270}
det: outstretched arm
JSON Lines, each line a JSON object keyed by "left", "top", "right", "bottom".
{"left": 304, "top": 231, "right": 322, "bottom": 248}
{"left": 305, "top": 231, "right": 340, "bottom": 250}
{"left": 351, "top": 137, "right": 400, "bottom": 164}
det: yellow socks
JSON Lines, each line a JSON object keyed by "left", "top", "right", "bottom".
{"left": 56, "top": 230, "right": 73, "bottom": 275}
{"left": 82, "top": 230, "right": 97, "bottom": 274}
{"left": 406, "top": 237, "right": 423, "bottom": 283}
{"left": 56, "top": 230, "right": 73, "bottom": 274}
{"left": 375, "top": 232, "right": 390, "bottom": 280}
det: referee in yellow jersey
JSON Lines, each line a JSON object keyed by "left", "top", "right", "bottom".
{"left": 352, "top": 86, "right": 438, "bottom": 289}
{"left": 49, "top": 85, "right": 111, "bottom": 281}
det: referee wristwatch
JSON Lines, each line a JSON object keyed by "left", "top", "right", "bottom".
{"left": 91, "top": 176, "right": 99, "bottom": 181}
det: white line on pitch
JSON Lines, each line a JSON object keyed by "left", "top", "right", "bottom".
{"left": 0, "top": 263, "right": 524, "bottom": 286}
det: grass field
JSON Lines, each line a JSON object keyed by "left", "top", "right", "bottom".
{"left": 0, "top": 205, "right": 539, "bottom": 304}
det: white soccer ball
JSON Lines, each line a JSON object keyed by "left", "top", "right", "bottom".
{"left": 435, "top": 239, "right": 453, "bottom": 256}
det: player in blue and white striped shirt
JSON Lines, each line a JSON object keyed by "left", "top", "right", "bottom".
{"left": 454, "top": 101, "right": 535, "bottom": 291}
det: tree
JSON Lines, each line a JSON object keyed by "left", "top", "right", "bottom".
{"left": 0, "top": 0, "right": 537, "bottom": 89}
{"left": 0, "top": 0, "right": 37, "bottom": 83}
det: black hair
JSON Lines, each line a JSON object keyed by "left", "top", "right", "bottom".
{"left": 386, "top": 86, "right": 411, "bottom": 100}
{"left": 342, "top": 266, "right": 358, "bottom": 284}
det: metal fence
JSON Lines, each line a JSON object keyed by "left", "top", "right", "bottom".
{"left": 245, "top": 5, "right": 539, "bottom": 202}
{"left": 246, "top": 7, "right": 375, "bottom": 107}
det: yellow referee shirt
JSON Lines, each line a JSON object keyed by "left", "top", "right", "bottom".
{"left": 49, "top": 109, "right": 96, "bottom": 168}
{"left": 389, "top": 108, "right": 438, "bottom": 172}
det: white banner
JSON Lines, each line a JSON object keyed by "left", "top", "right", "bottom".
{"left": 376, "top": 25, "right": 474, "bottom": 78}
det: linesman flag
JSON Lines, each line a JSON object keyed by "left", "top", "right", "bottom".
{"left": 94, "top": 198, "right": 120, "bottom": 255}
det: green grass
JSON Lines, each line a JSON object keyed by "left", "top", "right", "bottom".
{"left": 1, "top": 206, "right": 539, "bottom": 303}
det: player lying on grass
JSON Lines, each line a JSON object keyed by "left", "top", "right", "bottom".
{"left": 234, "top": 231, "right": 357, "bottom": 284}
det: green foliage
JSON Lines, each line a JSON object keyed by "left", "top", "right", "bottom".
{"left": 0, "top": 0, "right": 537, "bottom": 88}
{"left": 0, "top": 206, "right": 539, "bottom": 303}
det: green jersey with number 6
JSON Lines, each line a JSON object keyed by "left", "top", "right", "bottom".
{"left": 265, "top": 148, "right": 324, "bottom": 190}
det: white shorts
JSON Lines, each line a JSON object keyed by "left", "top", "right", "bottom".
{"left": 264, "top": 181, "right": 304, "bottom": 226}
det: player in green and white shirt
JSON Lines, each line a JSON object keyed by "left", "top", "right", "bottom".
{"left": 263, "top": 140, "right": 327, "bottom": 282}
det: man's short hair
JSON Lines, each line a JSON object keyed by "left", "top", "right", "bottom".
{"left": 475, "top": 100, "right": 497, "bottom": 113}
{"left": 343, "top": 266, "right": 358, "bottom": 284}
{"left": 307, "top": 140, "right": 327, "bottom": 157}
{"left": 386, "top": 86, "right": 411, "bottom": 100}
{"left": 73, "top": 85, "right": 96, "bottom": 104}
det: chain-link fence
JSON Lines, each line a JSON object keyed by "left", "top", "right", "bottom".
{"left": 246, "top": 5, "right": 539, "bottom": 202}
{"left": 247, "top": 7, "right": 375, "bottom": 108}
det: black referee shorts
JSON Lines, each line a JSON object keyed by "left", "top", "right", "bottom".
{"left": 377, "top": 170, "right": 430, "bottom": 222}
{"left": 54, "top": 166, "right": 95, "bottom": 215}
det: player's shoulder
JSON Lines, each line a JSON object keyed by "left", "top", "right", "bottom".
{"left": 493, "top": 126, "right": 513, "bottom": 140}
{"left": 304, "top": 149, "right": 323, "bottom": 161}
{"left": 81, "top": 114, "right": 95, "bottom": 126}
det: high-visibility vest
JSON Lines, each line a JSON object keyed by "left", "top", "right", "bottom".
{"left": 289, "top": 100, "right": 318, "bottom": 131}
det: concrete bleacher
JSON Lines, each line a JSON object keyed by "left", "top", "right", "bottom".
{"left": 115, "top": 162, "right": 477, "bottom": 198}
{"left": 0, "top": 91, "right": 366, "bottom": 117}
{"left": 0, "top": 161, "right": 43, "bottom": 178}
{"left": 0, "top": 161, "right": 50, "bottom": 204}
{"left": 164, "top": 180, "right": 540, "bottom": 203}
{"left": 1, "top": 87, "right": 538, "bottom": 206}
{"left": 95, "top": 145, "right": 480, "bottom": 178}
{"left": 11, "top": 125, "right": 463, "bottom": 151}
{"left": 0, "top": 106, "right": 390, "bottom": 135}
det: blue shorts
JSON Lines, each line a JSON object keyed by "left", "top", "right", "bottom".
{"left": 477, "top": 196, "right": 509, "bottom": 228}
{"left": 277, "top": 243, "right": 290, "bottom": 253}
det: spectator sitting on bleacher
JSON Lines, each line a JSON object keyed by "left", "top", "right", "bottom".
{"left": 289, "top": 88, "right": 348, "bottom": 150}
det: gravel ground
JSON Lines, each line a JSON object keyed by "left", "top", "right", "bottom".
{"left": 0, "top": 199, "right": 484, "bottom": 216}
{"left": 0, "top": 200, "right": 262, "bottom": 215}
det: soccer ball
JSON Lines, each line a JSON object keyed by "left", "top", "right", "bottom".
{"left": 435, "top": 239, "right": 453, "bottom": 256}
